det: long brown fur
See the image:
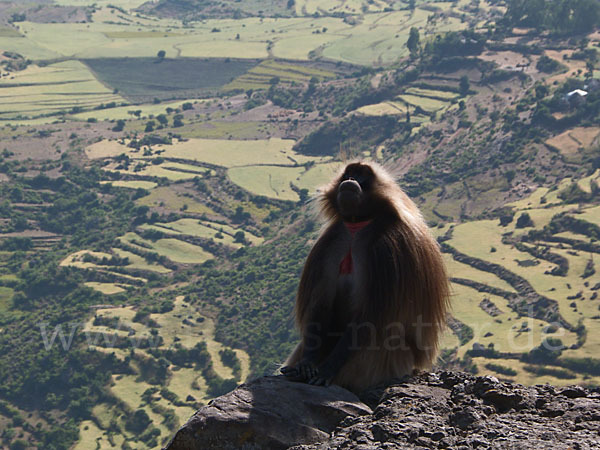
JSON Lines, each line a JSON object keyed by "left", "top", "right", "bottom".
{"left": 284, "top": 161, "right": 450, "bottom": 392}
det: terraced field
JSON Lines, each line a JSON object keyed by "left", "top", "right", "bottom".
{"left": 119, "top": 232, "right": 213, "bottom": 264}
{"left": 545, "top": 127, "right": 600, "bottom": 160}
{"left": 223, "top": 59, "right": 336, "bottom": 91}
{"left": 87, "top": 137, "right": 337, "bottom": 200}
{"left": 0, "top": 60, "right": 126, "bottom": 120}
{"left": 355, "top": 84, "right": 460, "bottom": 129}
{"left": 61, "top": 215, "right": 266, "bottom": 294}
{"left": 6, "top": 5, "right": 467, "bottom": 67}
{"left": 140, "top": 219, "right": 263, "bottom": 248}
{"left": 440, "top": 175, "right": 600, "bottom": 386}
{"left": 78, "top": 295, "right": 250, "bottom": 448}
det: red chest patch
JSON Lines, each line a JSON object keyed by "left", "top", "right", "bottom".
{"left": 339, "top": 220, "right": 371, "bottom": 275}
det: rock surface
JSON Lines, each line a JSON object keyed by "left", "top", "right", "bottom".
{"left": 163, "top": 375, "right": 372, "bottom": 450}
{"left": 165, "top": 372, "right": 600, "bottom": 450}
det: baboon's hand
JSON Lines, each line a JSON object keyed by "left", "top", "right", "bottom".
{"left": 281, "top": 359, "right": 319, "bottom": 381}
{"left": 308, "top": 364, "right": 336, "bottom": 387}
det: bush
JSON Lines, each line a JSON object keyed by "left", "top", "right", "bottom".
{"left": 484, "top": 363, "right": 517, "bottom": 376}
{"left": 536, "top": 55, "right": 563, "bottom": 73}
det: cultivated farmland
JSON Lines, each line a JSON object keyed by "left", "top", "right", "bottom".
{"left": 0, "top": 60, "right": 126, "bottom": 120}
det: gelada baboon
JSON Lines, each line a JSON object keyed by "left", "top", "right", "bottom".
{"left": 281, "top": 162, "right": 450, "bottom": 391}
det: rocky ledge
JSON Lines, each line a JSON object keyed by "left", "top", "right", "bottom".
{"left": 164, "top": 372, "right": 600, "bottom": 450}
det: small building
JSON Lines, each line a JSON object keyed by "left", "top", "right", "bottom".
{"left": 565, "top": 89, "right": 588, "bottom": 107}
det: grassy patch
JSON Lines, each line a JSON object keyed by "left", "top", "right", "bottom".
{"left": 87, "top": 137, "right": 327, "bottom": 167}
{"left": 136, "top": 186, "right": 216, "bottom": 215}
{"left": 405, "top": 86, "right": 460, "bottom": 100}
{"left": 176, "top": 120, "right": 265, "bottom": 139}
{"left": 119, "top": 232, "right": 213, "bottom": 264}
{"left": 111, "top": 248, "right": 172, "bottom": 274}
{"left": 83, "top": 282, "right": 127, "bottom": 295}
{"left": 398, "top": 94, "right": 451, "bottom": 113}
{"left": 228, "top": 165, "right": 304, "bottom": 201}
{"left": 355, "top": 101, "right": 407, "bottom": 116}
{"left": 101, "top": 180, "right": 158, "bottom": 190}
{"left": 293, "top": 161, "right": 342, "bottom": 192}
{"left": 577, "top": 169, "right": 600, "bottom": 193}
{"left": 105, "top": 159, "right": 209, "bottom": 181}
{"left": 73, "top": 420, "right": 123, "bottom": 450}
{"left": 60, "top": 250, "right": 114, "bottom": 269}
{"left": 579, "top": 205, "right": 600, "bottom": 224}
{"left": 321, "top": 9, "right": 464, "bottom": 66}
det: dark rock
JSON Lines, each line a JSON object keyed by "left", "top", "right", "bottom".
{"left": 558, "top": 386, "right": 587, "bottom": 398}
{"left": 164, "top": 375, "right": 371, "bottom": 450}
{"left": 165, "top": 372, "right": 600, "bottom": 450}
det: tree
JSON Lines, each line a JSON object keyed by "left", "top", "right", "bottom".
{"left": 516, "top": 212, "right": 534, "bottom": 228}
{"left": 112, "top": 119, "right": 125, "bottom": 132}
{"left": 156, "top": 114, "right": 168, "bottom": 126}
{"left": 407, "top": 27, "right": 420, "bottom": 57}
{"left": 459, "top": 75, "right": 470, "bottom": 96}
{"left": 126, "top": 409, "right": 151, "bottom": 433}
{"left": 145, "top": 121, "right": 155, "bottom": 132}
{"left": 157, "top": 50, "right": 166, "bottom": 59}
{"left": 173, "top": 114, "right": 184, "bottom": 128}
{"left": 409, "top": 0, "right": 416, "bottom": 10}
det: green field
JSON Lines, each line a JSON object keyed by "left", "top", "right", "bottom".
{"left": 0, "top": 60, "right": 127, "bottom": 120}
{"left": 228, "top": 165, "right": 305, "bottom": 201}
{"left": 321, "top": 9, "right": 464, "bottom": 65}
{"left": 101, "top": 180, "right": 158, "bottom": 190}
{"left": 111, "top": 248, "right": 172, "bottom": 274}
{"left": 71, "top": 99, "right": 208, "bottom": 122}
{"left": 83, "top": 282, "right": 127, "bottom": 295}
{"left": 105, "top": 160, "right": 210, "bottom": 181}
{"left": 140, "top": 218, "right": 263, "bottom": 247}
{"left": 119, "top": 232, "right": 213, "bottom": 264}
{"left": 7, "top": 6, "right": 467, "bottom": 67}
{"left": 224, "top": 59, "right": 336, "bottom": 91}
{"left": 354, "top": 85, "right": 453, "bottom": 121}
{"left": 87, "top": 137, "right": 329, "bottom": 167}
{"left": 355, "top": 101, "right": 407, "bottom": 116}
{"left": 405, "top": 86, "right": 460, "bottom": 100}
{"left": 135, "top": 186, "right": 216, "bottom": 215}
{"left": 227, "top": 161, "right": 341, "bottom": 200}
{"left": 61, "top": 248, "right": 170, "bottom": 276}
{"left": 398, "top": 94, "right": 452, "bottom": 113}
